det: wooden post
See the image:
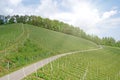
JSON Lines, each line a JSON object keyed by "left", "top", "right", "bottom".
{"left": 34, "top": 63, "right": 38, "bottom": 77}
{"left": 7, "top": 61, "right": 10, "bottom": 80}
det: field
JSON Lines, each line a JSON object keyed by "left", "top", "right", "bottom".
{"left": 23, "top": 46, "right": 120, "bottom": 80}
{"left": 0, "top": 24, "right": 24, "bottom": 50}
{"left": 0, "top": 23, "right": 97, "bottom": 76}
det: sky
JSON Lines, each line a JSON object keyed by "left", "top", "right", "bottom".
{"left": 0, "top": 0, "right": 120, "bottom": 40}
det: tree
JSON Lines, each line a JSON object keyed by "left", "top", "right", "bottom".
{"left": 115, "top": 41, "right": 120, "bottom": 47}
{"left": 102, "top": 37, "right": 116, "bottom": 46}
{"left": 9, "top": 17, "right": 15, "bottom": 23}
{"left": 0, "top": 19, "right": 4, "bottom": 24}
{"left": 14, "top": 15, "right": 19, "bottom": 23}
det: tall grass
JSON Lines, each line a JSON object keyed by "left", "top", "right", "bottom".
{"left": 0, "top": 24, "right": 23, "bottom": 50}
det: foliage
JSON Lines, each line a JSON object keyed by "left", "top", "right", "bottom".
{"left": 115, "top": 41, "right": 120, "bottom": 47}
{"left": 102, "top": 37, "right": 116, "bottom": 46}
{"left": 9, "top": 17, "right": 15, "bottom": 23}
{"left": 0, "top": 19, "right": 4, "bottom": 25}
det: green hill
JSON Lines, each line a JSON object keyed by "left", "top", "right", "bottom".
{"left": 0, "top": 23, "right": 97, "bottom": 76}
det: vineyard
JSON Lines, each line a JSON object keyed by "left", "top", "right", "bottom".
{"left": 0, "top": 23, "right": 97, "bottom": 77}
{"left": 24, "top": 46, "right": 120, "bottom": 80}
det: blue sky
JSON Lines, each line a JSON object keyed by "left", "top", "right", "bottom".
{"left": 0, "top": 0, "right": 120, "bottom": 40}
{"left": 22, "top": 0, "right": 40, "bottom": 6}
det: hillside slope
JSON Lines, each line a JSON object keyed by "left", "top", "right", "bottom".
{"left": 0, "top": 23, "right": 97, "bottom": 76}
{"left": 0, "top": 24, "right": 23, "bottom": 50}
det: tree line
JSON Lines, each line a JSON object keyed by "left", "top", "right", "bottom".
{"left": 0, "top": 15, "right": 120, "bottom": 47}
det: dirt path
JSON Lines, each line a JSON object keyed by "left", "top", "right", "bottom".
{"left": 0, "top": 46, "right": 103, "bottom": 80}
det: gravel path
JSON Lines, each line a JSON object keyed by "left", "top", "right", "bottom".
{"left": 0, "top": 46, "right": 102, "bottom": 80}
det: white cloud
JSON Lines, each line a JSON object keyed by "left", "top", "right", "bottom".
{"left": 9, "top": 0, "right": 22, "bottom": 6}
{"left": 0, "top": 0, "right": 22, "bottom": 15}
{"left": 50, "top": 1, "right": 100, "bottom": 26}
{"left": 35, "top": 0, "right": 59, "bottom": 17}
{"left": 102, "top": 10, "right": 118, "bottom": 19}
{"left": 98, "top": 18, "right": 120, "bottom": 28}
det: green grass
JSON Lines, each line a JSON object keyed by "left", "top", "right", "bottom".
{"left": 28, "top": 24, "right": 97, "bottom": 53}
{"left": 23, "top": 47, "right": 120, "bottom": 80}
{"left": 0, "top": 23, "right": 97, "bottom": 77}
{"left": 0, "top": 24, "right": 23, "bottom": 50}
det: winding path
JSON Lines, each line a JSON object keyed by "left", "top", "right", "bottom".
{"left": 0, "top": 46, "right": 103, "bottom": 80}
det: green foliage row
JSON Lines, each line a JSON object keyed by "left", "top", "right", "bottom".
{"left": 24, "top": 47, "right": 120, "bottom": 80}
